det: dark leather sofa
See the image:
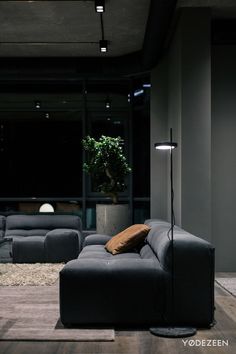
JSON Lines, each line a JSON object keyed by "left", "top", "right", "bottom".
{"left": 0, "top": 214, "right": 82, "bottom": 263}
{"left": 60, "top": 219, "right": 215, "bottom": 327}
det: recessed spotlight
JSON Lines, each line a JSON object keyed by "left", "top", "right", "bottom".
{"left": 105, "top": 98, "right": 111, "bottom": 109}
{"left": 99, "top": 40, "right": 108, "bottom": 53}
{"left": 45, "top": 113, "right": 50, "bottom": 119}
{"left": 35, "top": 101, "right": 41, "bottom": 109}
{"left": 95, "top": 0, "right": 105, "bottom": 13}
{"left": 134, "top": 89, "right": 144, "bottom": 97}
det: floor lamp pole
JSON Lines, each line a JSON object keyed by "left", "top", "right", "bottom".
{"left": 150, "top": 128, "right": 197, "bottom": 338}
{"left": 170, "top": 128, "right": 175, "bottom": 323}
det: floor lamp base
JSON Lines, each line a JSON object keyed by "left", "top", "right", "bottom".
{"left": 150, "top": 326, "right": 197, "bottom": 338}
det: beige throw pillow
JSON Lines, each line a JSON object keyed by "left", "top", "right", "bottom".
{"left": 105, "top": 224, "right": 151, "bottom": 255}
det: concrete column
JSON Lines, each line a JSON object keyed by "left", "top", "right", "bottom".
{"left": 212, "top": 45, "right": 236, "bottom": 271}
{"left": 180, "top": 8, "right": 211, "bottom": 242}
{"left": 150, "top": 59, "right": 168, "bottom": 220}
{"left": 151, "top": 8, "right": 211, "bottom": 242}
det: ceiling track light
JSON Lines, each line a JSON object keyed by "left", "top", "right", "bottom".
{"left": 95, "top": 0, "right": 105, "bottom": 13}
{"left": 134, "top": 89, "right": 144, "bottom": 97}
{"left": 34, "top": 101, "right": 41, "bottom": 109}
{"left": 105, "top": 97, "right": 111, "bottom": 109}
{"left": 99, "top": 39, "right": 108, "bottom": 53}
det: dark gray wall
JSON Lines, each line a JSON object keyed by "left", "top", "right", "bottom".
{"left": 150, "top": 59, "right": 168, "bottom": 220}
{"left": 168, "top": 22, "right": 182, "bottom": 225}
{"left": 151, "top": 8, "right": 211, "bottom": 241}
{"left": 180, "top": 9, "right": 211, "bottom": 242}
{"left": 212, "top": 45, "right": 236, "bottom": 271}
{"left": 151, "top": 7, "right": 236, "bottom": 271}
{"left": 151, "top": 8, "right": 211, "bottom": 235}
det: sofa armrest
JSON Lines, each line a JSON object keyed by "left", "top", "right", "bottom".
{"left": 146, "top": 226, "right": 215, "bottom": 327}
{"left": 173, "top": 235, "right": 215, "bottom": 327}
{"left": 45, "top": 229, "right": 81, "bottom": 262}
{"left": 83, "top": 234, "right": 112, "bottom": 247}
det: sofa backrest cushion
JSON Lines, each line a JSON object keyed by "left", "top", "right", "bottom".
{"left": 146, "top": 223, "right": 213, "bottom": 271}
{"left": 145, "top": 219, "right": 171, "bottom": 229}
{"left": 0, "top": 215, "right": 5, "bottom": 239}
{"left": 5, "top": 214, "right": 82, "bottom": 237}
{"left": 146, "top": 225, "right": 172, "bottom": 267}
{"left": 145, "top": 219, "right": 182, "bottom": 267}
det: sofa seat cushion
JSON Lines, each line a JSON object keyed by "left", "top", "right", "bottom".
{"left": 79, "top": 245, "right": 141, "bottom": 260}
{"left": 60, "top": 257, "right": 164, "bottom": 325}
{"left": 45, "top": 229, "right": 80, "bottom": 263}
{"left": 5, "top": 235, "right": 43, "bottom": 242}
{"left": 12, "top": 236, "right": 46, "bottom": 263}
{"left": 83, "top": 234, "right": 112, "bottom": 247}
{"left": 5, "top": 229, "right": 50, "bottom": 237}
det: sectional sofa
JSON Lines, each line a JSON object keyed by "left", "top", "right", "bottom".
{"left": 60, "top": 219, "right": 215, "bottom": 327}
{"left": 0, "top": 214, "right": 82, "bottom": 263}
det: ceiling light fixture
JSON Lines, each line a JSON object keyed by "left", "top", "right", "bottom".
{"left": 99, "top": 10, "right": 108, "bottom": 53}
{"left": 34, "top": 101, "right": 41, "bottom": 109}
{"left": 155, "top": 142, "right": 177, "bottom": 150}
{"left": 95, "top": 0, "right": 105, "bottom": 13}
{"left": 105, "top": 97, "right": 111, "bottom": 109}
{"left": 134, "top": 89, "right": 144, "bottom": 97}
{"left": 99, "top": 39, "right": 108, "bottom": 53}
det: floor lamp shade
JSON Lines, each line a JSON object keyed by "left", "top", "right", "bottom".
{"left": 154, "top": 142, "right": 177, "bottom": 150}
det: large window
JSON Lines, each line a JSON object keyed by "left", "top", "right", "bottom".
{"left": 0, "top": 77, "right": 150, "bottom": 228}
{"left": 1, "top": 117, "right": 82, "bottom": 198}
{"left": 132, "top": 77, "right": 150, "bottom": 223}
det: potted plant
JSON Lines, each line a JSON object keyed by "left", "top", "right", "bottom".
{"left": 82, "top": 135, "right": 131, "bottom": 234}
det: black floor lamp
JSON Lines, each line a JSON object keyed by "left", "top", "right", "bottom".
{"left": 150, "top": 128, "right": 197, "bottom": 338}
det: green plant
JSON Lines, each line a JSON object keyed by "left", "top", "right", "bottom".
{"left": 82, "top": 135, "right": 131, "bottom": 204}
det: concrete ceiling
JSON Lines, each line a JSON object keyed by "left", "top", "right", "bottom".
{"left": 0, "top": 1, "right": 235, "bottom": 67}
{"left": 0, "top": 0, "right": 151, "bottom": 57}
{"left": 177, "top": 0, "right": 236, "bottom": 18}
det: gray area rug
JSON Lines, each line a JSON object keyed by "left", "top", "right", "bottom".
{"left": 215, "top": 277, "right": 236, "bottom": 297}
{"left": 0, "top": 283, "right": 115, "bottom": 341}
{"left": 0, "top": 263, "right": 64, "bottom": 286}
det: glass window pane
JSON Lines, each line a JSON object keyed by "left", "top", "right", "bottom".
{"left": 88, "top": 111, "right": 128, "bottom": 139}
{"left": 133, "top": 201, "right": 150, "bottom": 224}
{"left": 85, "top": 80, "right": 130, "bottom": 198}
{"left": 1, "top": 112, "right": 83, "bottom": 197}
{"left": 86, "top": 202, "right": 96, "bottom": 230}
{"left": 132, "top": 76, "right": 150, "bottom": 197}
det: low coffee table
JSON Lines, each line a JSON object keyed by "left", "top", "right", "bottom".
{"left": 0, "top": 238, "right": 13, "bottom": 263}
